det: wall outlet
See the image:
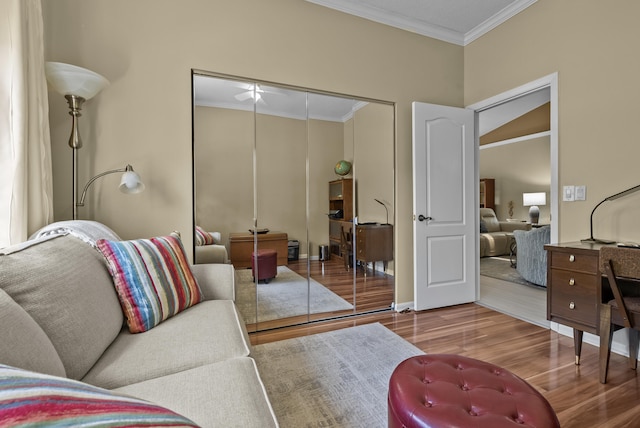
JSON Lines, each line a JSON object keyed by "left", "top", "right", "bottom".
{"left": 575, "top": 185, "right": 586, "bottom": 201}
{"left": 563, "top": 185, "right": 575, "bottom": 201}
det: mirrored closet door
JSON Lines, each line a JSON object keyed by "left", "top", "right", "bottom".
{"left": 192, "top": 71, "right": 395, "bottom": 332}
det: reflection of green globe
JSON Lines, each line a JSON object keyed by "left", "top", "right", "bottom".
{"left": 334, "top": 160, "right": 352, "bottom": 176}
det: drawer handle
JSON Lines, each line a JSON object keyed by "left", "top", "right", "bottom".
{"left": 569, "top": 255, "right": 575, "bottom": 262}
{"left": 569, "top": 278, "right": 575, "bottom": 286}
{"left": 569, "top": 301, "right": 575, "bottom": 310}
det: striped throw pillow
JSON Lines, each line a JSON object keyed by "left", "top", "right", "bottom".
{"left": 97, "top": 236, "right": 203, "bottom": 333}
{"left": 0, "top": 364, "right": 200, "bottom": 427}
{"left": 195, "top": 226, "right": 215, "bottom": 246}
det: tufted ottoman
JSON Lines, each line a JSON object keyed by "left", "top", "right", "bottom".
{"left": 251, "top": 249, "right": 277, "bottom": 283}
{"left": 388, "top": 354, "right": 560, "bottom": 428}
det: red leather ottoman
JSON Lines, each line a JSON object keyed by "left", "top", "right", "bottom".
{"left": 388, "top": 354, "right": 560, "bottom": 428}
{"left": 251, "top": 249, "right": 277, "bottom": 283}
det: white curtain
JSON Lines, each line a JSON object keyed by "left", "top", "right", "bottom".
{"left": 0, "top": 0, "right": 53, "bottom": 248}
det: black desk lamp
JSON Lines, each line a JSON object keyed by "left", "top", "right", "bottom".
{"left": 374, "top": 199, "right": 389, "bottom": 225}
{"left": 582, "top": 184, "right": 640, "bottom": 244}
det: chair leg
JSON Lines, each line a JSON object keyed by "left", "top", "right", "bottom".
{"left": 599, "top": 304, "right": 614, "bottom": 384}
{"left": 628, "top": 329, "right": 640, "bottom": 371}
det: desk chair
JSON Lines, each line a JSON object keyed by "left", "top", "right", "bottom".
{"left": 340, "top": 226, "right": 353, "bottom": 271}
{"left": 599, "top": 246, "right": 640, "bottom": 383}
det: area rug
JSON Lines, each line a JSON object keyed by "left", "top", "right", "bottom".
{"left": 479, "top": 256, "right": 543, "bottom": 289}
{"left": 252, "top": 322, "right": 425, "bottom": 428}
{"left": 236, "top": 266, "right": 354, "bottom": 324}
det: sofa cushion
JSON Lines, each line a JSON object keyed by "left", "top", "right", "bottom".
{"left": 0, "top": 289, "right": 65, "bottom": 377}
{"left": 0, "top": 235, "right": 124, "bottom": 380}
{"left": 0, "top": 364, "right": 199, "bottom": 427}
{"left": 97, "top": 235, "right": 203, "bottom": 333}
{"left": 82, "top": 300, "right": 251, "bottom": 389}
{"left": 114, "top": 358, "right": 278, "bottom": 428}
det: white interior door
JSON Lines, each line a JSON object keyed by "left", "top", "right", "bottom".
{"left": 412, "top": 102, "right": 476, "bottom": 311}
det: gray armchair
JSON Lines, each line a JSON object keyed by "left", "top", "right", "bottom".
{"left": 513, "top": 226, "right": 551, "bottom": 287}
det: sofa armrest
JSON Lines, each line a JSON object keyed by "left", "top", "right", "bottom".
{"left": 195, "top": 244, "right": 228, "bottom": 264}
{"left": 190, "top": 263, "right": 235, "bottom": 301}
{"left": 499, "top": 222, "right": 532, "bottom": 233}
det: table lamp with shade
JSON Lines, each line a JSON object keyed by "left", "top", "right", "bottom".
{"left": 523, "top": 192, "right": 546, "bottom": 224}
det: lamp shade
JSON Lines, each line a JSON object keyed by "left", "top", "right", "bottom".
{"left": 45, "top": 62, "right": 109, "bottom": 100}
{"left": 119, "top": 170, "right": 145, "bottom": 194}
{"left": 523, "top": 192, "right": 546, "bottom": 207}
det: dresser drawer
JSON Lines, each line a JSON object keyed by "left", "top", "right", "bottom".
{"left": 550, "top": 250, "right": 598, "bottom": 273}
{"left": 549, "top": 269, "right": 598, "bottom": 327}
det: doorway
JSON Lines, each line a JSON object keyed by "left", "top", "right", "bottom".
{"left": 468, "top": 74, "right": 558, "bottom": 327}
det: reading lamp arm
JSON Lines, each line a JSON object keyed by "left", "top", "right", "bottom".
{"left": 589, "top": 184, "right": 640, "bottom": 240}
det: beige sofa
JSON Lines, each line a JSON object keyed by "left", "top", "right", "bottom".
{"left": 0, "top": 222, "right": 277, "bottom": 427}
{"left": 195, "top": 230, "right": 229, "bottom": 264}
{"left": 479, "top": 208, "right": 531, "bottom": 257}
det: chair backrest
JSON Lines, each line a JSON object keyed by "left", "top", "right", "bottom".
{"left": 479, "top": 208, "right": 500, "bottom": 232}
{"left": 599, "top": 246, "right": 640, "bottom": 328}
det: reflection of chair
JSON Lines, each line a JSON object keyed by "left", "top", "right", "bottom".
{"left": 340, "top": 226, "right": 353, "bottom": 271}
{"left": 599, "top": 246, "right": 640, "bottom": 383}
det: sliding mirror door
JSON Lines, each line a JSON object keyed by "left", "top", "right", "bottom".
{"left": 192, "top": 71, "right": 395, "bottom": 332}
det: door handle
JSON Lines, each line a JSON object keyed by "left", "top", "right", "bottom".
{"left": 418, "top": 215, "right": 433, "bottom": 222}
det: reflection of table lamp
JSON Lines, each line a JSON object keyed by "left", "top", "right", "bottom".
{"left": 582, "top": 184, "right": 640, "bottom": 244}
{"left": 374, "top": 198, "right": 389, "bottom": 225}
{"left": 523, "top": 192, "right": 546, "bottom": 224}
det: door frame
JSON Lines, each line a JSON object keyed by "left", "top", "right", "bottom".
{"left": 466, "top": 73, "right": 559, "bottom": 246}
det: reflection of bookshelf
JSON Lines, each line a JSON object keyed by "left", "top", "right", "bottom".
{"left": 480, "top": 178, "right": 495, "bottom": 210}
{"left": 328, "top": 178, "right": 353, "bottom": 259}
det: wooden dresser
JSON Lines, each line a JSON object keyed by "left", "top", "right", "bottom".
{"left": 229, "top": 232, "right": 288, "bottom": 269}
{"left": 545, "top": 241, "right": 609, "bottom": 364}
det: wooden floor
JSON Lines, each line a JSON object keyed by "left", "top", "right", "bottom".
{"left": 250, "top": 304, "right": 640, "bottom": 427}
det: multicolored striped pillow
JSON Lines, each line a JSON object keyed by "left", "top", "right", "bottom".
{"left": 195, "top": 226, "right": 215, "bottom": 246}
{"left": 97, "top": 235, "right": 203, "bottom": 333}
{"left": 0, "top": 364, "right": 200, "bottom": 427}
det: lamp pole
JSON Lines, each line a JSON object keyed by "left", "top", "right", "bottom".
{"left": 65, "top": 94, "right": 86, "bottom": 220}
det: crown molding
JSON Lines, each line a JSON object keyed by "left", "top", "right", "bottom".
{"left": 464, "top": 0, "right": 538, "bottom": 45}
{"left": 306, "top": 0, "right": 537, "bottom": 46}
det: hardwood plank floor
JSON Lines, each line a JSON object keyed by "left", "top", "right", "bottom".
{"left": 250, "top": 304, "right": 640, "bottom": 427}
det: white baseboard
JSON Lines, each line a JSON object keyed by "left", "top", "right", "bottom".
{"left": 393, "top": 301, "right": 414, "bottom": 312}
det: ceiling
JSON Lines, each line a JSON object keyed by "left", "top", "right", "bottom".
{"left": 194, "top": 75, "right": 368, "bottom": 122}
{"left": 305, "top": 0, "right": 537, "bottom": 46}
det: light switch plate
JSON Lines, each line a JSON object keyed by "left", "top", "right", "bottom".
{"left": 575, "top": 185, "right": 586, "bottom": 201}
{"left": 563, "top": 185, "right": 575, "bottom": 201}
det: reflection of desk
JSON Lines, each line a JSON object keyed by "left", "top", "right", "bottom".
{"left": 545, "top": 241, "right": 610, "bottom": 364}
{"left": 229, "top": 232, "right": 288, "bottom": 269}
{"left": 355, "top": 223, "right": 393, "bottom": 272}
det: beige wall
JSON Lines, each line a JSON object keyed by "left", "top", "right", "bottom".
{"left": 466, "top": 0, "right": 640, "bottom": 243}
{"left": 479, "top": 137, "right": 551, "bottom": 223}
{"left": 43, "top": 0, "right": 463, "bottom": 306}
